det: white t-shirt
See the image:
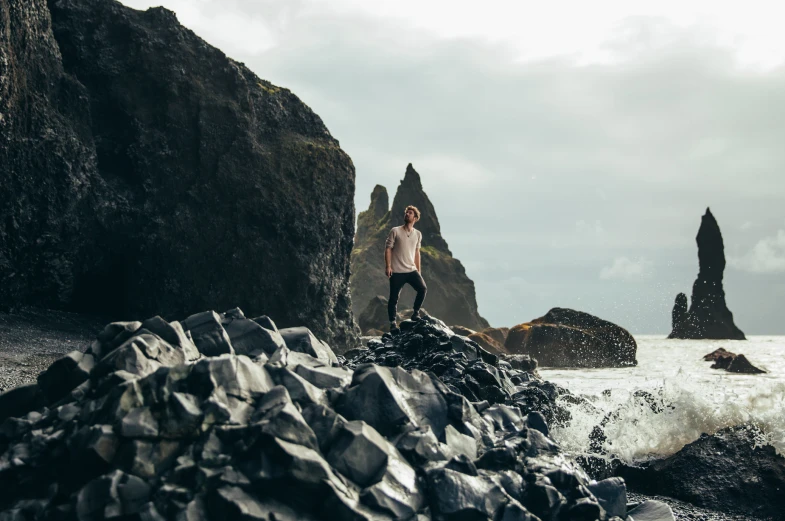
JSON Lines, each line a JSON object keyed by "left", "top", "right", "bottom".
{"left": 385, "top": 226, "right": 422, "bottom": 273}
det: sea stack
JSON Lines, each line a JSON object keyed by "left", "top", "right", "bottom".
{"left": 669, "top": 208, "right": 745, "bottom": 340}
{"left": 351, "top": 164, "right": 489, "bottom": 332}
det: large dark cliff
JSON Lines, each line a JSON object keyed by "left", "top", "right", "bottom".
{"left": 668, "top": 208, "right": 745, "bottom": 340}
{"left": 351, "top": 164, "right": 489, "bottom": 331}
{"left": 0, "top": 0, "right": 359, "bottom": 347}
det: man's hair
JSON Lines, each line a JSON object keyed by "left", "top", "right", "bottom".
{"left": 405, "top": 205, "right": 421, "bottom": 221}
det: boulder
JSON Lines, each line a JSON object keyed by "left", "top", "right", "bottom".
{"left": 669, "top": 209, "right": 745, "bottom": 340}
{"left": 350, "top": 165, "right": 490, "bottom": 331}
{"left": 618, "top": 425, "right": 785, "bottom": 519}
{"left": 702, "top": 349, "right": 766, "bottom": 374}
{"left": 1, "top": 0, "right": 359, "bottom": 347}
{"left": 505, "top": 308, "right": 637, "bottom": 367}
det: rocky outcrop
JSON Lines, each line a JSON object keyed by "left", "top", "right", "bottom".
{"left": 504, "top": 308, "right": 637, "bottom": 368}
{"left": 668, "top": 209, "right": 745, "bottom": 340}
{"left": 355, "top": 295, "right": 429, "bottom": 334}
{"left": 618, "top": 425, "right": 785, "bottom": 520}
{"left": 1, "top": 0, "right": 358, "bottom": 346}
{"left": 351, "top": 164, "right": 489, "bottom": 331}
{"left": 0, "top": 308, "right": 667, "bottom": 521}
{"left": 702, "top": 348, "right": 765, "bottom": 374}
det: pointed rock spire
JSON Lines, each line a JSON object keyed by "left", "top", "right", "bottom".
{"left": 669, "top": 208, "right": 745, "bottom": 340}
{"left": 390, "top": 164, "right": 450, "bottom": 254}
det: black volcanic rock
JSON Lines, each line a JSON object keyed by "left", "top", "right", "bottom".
{"left": 0, "top": 308, "right": 658, "bottom": 521}
{"left": 351, "top": 164, "right": 489, "bottom": 331}
{"left": 618, "top": 425, "right": 785, "bottom": 520}
{"left": 504, "top": 308, "right": 637, "bottom": 368}
{"left": 669, "top": 209, "right": 745, "bottom": 340}
{"left": 1, "top": 0, "right": 359, "bottom": 347}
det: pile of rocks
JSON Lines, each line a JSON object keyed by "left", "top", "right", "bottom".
{"left": 0, "top": 309, "right": 672, "bottom": 520}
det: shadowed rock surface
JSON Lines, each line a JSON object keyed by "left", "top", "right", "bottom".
{"left": 350, "top": 164, "right": 489, "bottom": 331}
{"left": 1, "top": 0, "right": 359, "bottom": 347}
{"left": 505, "top": 308, "right": 637, "bottom": 368}
{"left": 668, "top": 209, "right": 745, "bottom": 340}
{"left": 0, "top": 308, "right": 670, "bottom": 521}
{"left": 701, "top": 349, "right": 765, "bottom": 374}
{"left": 618, "top": 425, "right": 784, "bottom": 520}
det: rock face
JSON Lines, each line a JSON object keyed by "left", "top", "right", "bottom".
{"left": 351, "top": 164, "right": 489, "bottom": 331}
{"left": 505, "top": 308, "right": 637, "bottom": 368}
{"left": 668, "top": 209, "right": 745, "bottom": 340}
{"left": 618, "top": 425, "right": 785, "bottom": 520}
{"left": 0, "top": 308, "right": 658, "bottom": 521}
{"left": 0, "top": 0, "right": 358, "bottom": 346}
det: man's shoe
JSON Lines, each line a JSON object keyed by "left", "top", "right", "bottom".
{"left": 410, "top": 310, "right": 421, "bottom": 321}
{"left": 390, "top": 321, "right": 399, "bottom": 332}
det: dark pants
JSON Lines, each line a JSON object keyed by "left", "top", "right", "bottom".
{"left": 388, "top": 271, "right": 427, "bottom": 322}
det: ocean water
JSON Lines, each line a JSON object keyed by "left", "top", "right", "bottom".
{"left": 539, "top": 335, "right": 785, "bottom": 464}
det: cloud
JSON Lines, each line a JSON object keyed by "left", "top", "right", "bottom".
{"left": 600, "top": 257, "right": 654, "bottom": 280}
{"left": 115, "top": 0, "right": 785, "bottom": 332}
{"left": 729, "top": 230, "right": 785, "bottom": 273}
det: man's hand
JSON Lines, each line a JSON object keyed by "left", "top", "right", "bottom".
{"left": 386, "top": 266, "right": 392, "bottom": 277}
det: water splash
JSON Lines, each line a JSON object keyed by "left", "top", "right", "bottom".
{"left": 550, "top": 377, "right": 785, "bottom": 463}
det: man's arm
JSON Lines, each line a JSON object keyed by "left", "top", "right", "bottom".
{"left": 415, "top": 247, "right": 421, "bottom": 272}
{"left": 385, "top": 248, "right": 393, "bottom": 277}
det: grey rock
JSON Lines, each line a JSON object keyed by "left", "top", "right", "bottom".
{"left": 426, "top": 467, "right": 509, "bottom": 520}
{"left": 76, "top": 470, "right": 151, "bottom": 521}
{"left": 266, "top": 365, "right": 326, "bottom": 407}
{"left": 251, "top": 386, "right": 319, "bottom": 451}
{"left": 182, "top": 311, "right": 235, "bottom": 357}
{"left": 444, "top": 424, "right": 477, "bottom": 460}
{"left": 279, "top": 327, "right": 337, "bottom": 365}
{"left": 222, "top": 316, "right": 286, "bottom": 358}
{"left": 188, "top": 355, "right": 274, "bottom": 401}
{"left": 587, "top": 477, "right": 627, "bottom": 518}
{"left": 37, "top": 350, "right": 94, "bottom": 403}
{"left": 327, "top": 420, "right": 390, "bottom": 487}
{"left": 160, "top": 393, "right": 203, "bottom": 439}
{"left": 627, "top": 500, "right": 675, "bottom": 521}
{"left": 120, "top": 407, "right": 159, "bottom": 438}
{"left": 294, "top": 363, "right": 353, "bottom": 390}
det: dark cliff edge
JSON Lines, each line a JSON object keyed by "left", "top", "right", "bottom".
{"left": 1, "top": 0, "right": 359, "bottom": 347}
{"left": 351, "top": 164, "right": 489, "bottom": 332}
{"left": 668, "top": 208, "right": 745, "bottom": 340}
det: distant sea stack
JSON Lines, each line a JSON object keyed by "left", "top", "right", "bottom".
{"left": 669, "top": 208, "right": 745, "bottom": 340}
{"left": 0, "top": 0, "right": 359, "bottom": 346}
{"left": 351, "top": 164, "right": 489, "bottom": 331}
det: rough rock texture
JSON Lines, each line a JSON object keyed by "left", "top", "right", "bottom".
{"left": 350, "top": 164, "right": 489, "bottom": 331}
{"left": 505, "top": 308, "right": 637, "bottom": 368}
{"left": 0, "top": 308, "right": 661, "bottom": 521}
{"left": 355, "top": 295, "right": 429, "bottom": 334}
{"left": 702, "top": 349, "right": 765, "bottom": 374}
{"left": 668, "top": 209, "right": 745, "bottom": 340}
{"left": 1, "top": 0, "right": 359, "bottom": 347}
{"left": 618, "top": 425, "right": 785, "bottom": 520}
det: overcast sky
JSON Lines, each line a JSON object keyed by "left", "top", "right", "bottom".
{"left": 122, "top": 0, "right": 785, "bottom": 334}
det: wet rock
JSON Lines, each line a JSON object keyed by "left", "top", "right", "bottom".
{"left": 505, "top": 308, "right": 637, "bottom": 368}
{"left": 182, "top": 312, "right": 235, "bottom": 357}
{"left": 617, "top": 425, "right": 784, "bottom": 519}
{"left": 587, "top": 477, "right": 627, "bottom": 518}
{"left": 426, "top": 467, "right": 509, "bottom": 520}
{"left": 626, "top": 500, "right": 675, "bottom": 521}
{"left": 327, "top": 421, "right": 389, "bottom": 487}
{"left": 279, "top": 327, "right": 337, "bottom": 365}
{"left": 726, "top": 354, "right": 766, "bottom": 374}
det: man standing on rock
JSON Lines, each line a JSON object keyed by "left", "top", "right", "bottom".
{"left": 385, "top": 206, "right": 427, "bottom": 332}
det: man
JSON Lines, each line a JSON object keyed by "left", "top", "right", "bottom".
{"left": 385, "top": 205, "right": 427, "bottom": 332}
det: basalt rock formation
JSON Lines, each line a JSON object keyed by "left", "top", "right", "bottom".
{"left": 1, "top": 0, "right": 359, "bottom": 346}
{"left": 668, "top": 209, "right": 745, "bottom": 340}
{"left": 351, "top": 164, "right": 489, "bottom": 332}
{"left": 618, "top": 425, "right": 785, "bottom": 520}
{"left": 702, "top": 348, "right": 766, "bottom": 374}
{"left": 504, "top": 308, "right": 637, "bottom": 368}
{"left": 0, "top": 308, "right": 674, "bottom": 521}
